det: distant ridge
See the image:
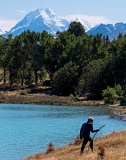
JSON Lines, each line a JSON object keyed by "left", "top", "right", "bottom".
{"left": 87, "top": 22, "right": 126, "bottom": 40}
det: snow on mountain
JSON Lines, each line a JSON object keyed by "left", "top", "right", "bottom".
{"left": 3, "top": 7, "right": 93, "bottom": 37}
{"left": 62, "top": 15, "right": 93, "bottom": 32}
{"left": 0, "top": 29, "right": 5, "bottom": 35}
{"left": 2, "top": 7, "right": 126, "bottom": 40}
{"left": 87, "top": 22, "right": 126, "bottom": 40}
{"left": 3, "top": 7, "right": 70, "bottom": 37}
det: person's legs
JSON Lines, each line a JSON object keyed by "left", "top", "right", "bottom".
{"left": 89, "top": 138, "right": 93, "bottom": 151}
{"left": 81, "top": 138, "right": 88, "bottom": 153}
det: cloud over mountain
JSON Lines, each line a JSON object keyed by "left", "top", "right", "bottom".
{"left": 62, "top": 14, "right": 112, "bottom": 27}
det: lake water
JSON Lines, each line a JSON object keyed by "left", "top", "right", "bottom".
{"left": 0, "top": 104, "right": 126, "bottom": 160}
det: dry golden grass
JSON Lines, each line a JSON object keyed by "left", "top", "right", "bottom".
{"left": 25, "top": 130, "right": 126, "bottom": 160}
{"left": 0, "top": 89, "right": 106, "bottom": 106}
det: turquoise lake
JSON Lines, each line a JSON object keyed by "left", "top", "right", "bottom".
{"left": 0, "top": 104, "right": 125, "bottom": 160}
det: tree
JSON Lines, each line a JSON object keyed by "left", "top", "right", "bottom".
{"left": 27, "top": 31, "right": 42, "bottom": 85}
{"left": 0, "top": 35, "right": 7, "bottom": 84}
{"left": 67, "top": 21, "right": 86, "bottom": 37}
{"left": 8, "top": 35, "right": 28, "bottom": 85}
{"left": 79, "top": 59, "right": 105, "bottom": 99}
{"left": 0, "top": 34, "right": 13, "bottom": 85}
{"left": 52, "top": 61, "right": 79, "bottom": 96}
{"left": 55, "top": 31, "right": 77, "bottom": 70}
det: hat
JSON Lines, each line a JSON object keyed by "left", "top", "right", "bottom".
{"left": 88, "top": 117, "right": 94, "bottom": 122}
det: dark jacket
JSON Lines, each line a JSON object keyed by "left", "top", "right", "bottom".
{"left": 80, "top": 121, "right": 99, "bottom": 139}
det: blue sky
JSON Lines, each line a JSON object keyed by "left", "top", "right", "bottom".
{"left": 0, "top": 0, "right": 126, "bottom": 31}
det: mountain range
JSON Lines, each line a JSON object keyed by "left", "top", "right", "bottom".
{"left": 1, "top": 7, "right": 126, "bottom": 40}
{"left": 87, "top": 22, "right": 126, "bottom": 40}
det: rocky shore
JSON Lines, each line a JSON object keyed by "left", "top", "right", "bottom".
{"left": 109, "top": 105, "right": 126, "bottom": 121}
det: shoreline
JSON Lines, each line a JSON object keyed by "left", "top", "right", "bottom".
{"left": 0, "top": 90, "right": 104, "bottom": 106}
{"left": 109, "top": 106, "right": 126, "bottom": 121}
{"left": 0, "top": 90, "right": 126, "bottom": 120}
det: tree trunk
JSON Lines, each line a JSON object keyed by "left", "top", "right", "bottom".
{"left": 3, "top": 67, "right": 6, "bottom": 84}
{"left": 35, "top": 70, "right": 38, "bottom": 85}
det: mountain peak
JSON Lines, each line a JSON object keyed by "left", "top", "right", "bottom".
{"left": 37, "top": 6, "right": 56, "bottom": 19}
{"left": 43, "top": 6, "right": 56, "bottom": 16}
{"left": 3, "top": 7, "right": 69, "bottom": 37}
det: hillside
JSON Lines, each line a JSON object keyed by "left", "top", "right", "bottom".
{"left": 25, "top": 130, "right": 126, "bottom": 160}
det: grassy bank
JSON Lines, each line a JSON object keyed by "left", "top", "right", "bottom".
{"left": 25, "top": 130, "right": 126, "bottom": 160}
{"left": 0, "top": 89, "right": 104, "bottom": 106}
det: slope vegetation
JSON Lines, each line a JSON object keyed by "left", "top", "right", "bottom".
{"left": 25, "top": 130, "right": 126, "bottom": 160}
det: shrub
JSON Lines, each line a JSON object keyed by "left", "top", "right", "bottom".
{"left": 120, "top": 96, "right": 126, "bottom": 106}
{"left": 120, "top": 87, "right": 126, "bottom": 106}
{"left": 74, "top": 135, "right": 82, "bottom": 145}
{"left": 46, "top": 142, "right": 55, "bottom": 153}
{"left": 114, "top": 84, "right": 123, "bottom": 99}
{"left": 102, "top": 86, "right": 118, "bottom": 105}
{"left": 97, "top": 146, "right": 105, "bottom": 159}
{"left": 20, "top": 90, "right": 27, "bottom": 95}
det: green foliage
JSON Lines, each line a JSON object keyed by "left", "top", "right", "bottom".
{"left": 120, "top": 96, "right": 126, "bottom": 106}
{"left": 102, "top": 86, "right": 118, "bottom": 105}
{"left": 102, "top": 84, "right": 126, "bottom": 105}
{"left": 38, "top": 66, "right": 48, "bottom": 83}
{"left": 67, "top": 21, "right": 85, "bottom": 37}
{"left": 102, "top": 84, "right": 125, "bottom": 104}
{"left": 1, "top": 22, "right": 126, "bottom": 98}
{"left": 102, "top": 84, "right": 123, "bottom": 105}
{"left": 120, "top": 87, "right": 126, "bottom": 106}
{"left": 20, "top": 90, "right": 27, "bottom": 95}
{"left": 114, "top": 84, "right": 123, "bottom": 99}
{"left": 79, "top": 59, "right": 105, "bottom": 99}
{"left": 52, "top": 61, "right": 79, "bottom": 96}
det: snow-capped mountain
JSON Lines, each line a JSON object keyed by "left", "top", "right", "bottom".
{"left": 3, "top": 7, "right": 69, "bottom": 37}
{"left": 0, "top": 29, "right": 6, "bottom": 35}
{"left": 87, "top": 23, "right": 126, "bottom": 40}
{"left": 64, "top": 16, "right": 92, "bottom": 31}
{"left": 2, "top": 7, "right": 126, "bottom": 40}
{"left": 3, "top": 7, "right": 92, "bottom": 37}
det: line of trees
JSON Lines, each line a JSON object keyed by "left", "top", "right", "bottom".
{"left": 1, "top": 21, "right": 126, "bottom": 99}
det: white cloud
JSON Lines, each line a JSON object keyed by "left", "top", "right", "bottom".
{"left": 18, "top": 10, "right": 27, "bottom": 14}
{"left": 0, "top": 18, "right": 18, "bottom": 31}
{"left": 61, "top": 14, "right": 113, "bottom": 27}
{"left": 0, "top": 10, "right": 26, "bottom": 31}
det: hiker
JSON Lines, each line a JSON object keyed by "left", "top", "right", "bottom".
{"left": 80, "top": 117, "right": 100, "bottom": 153}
